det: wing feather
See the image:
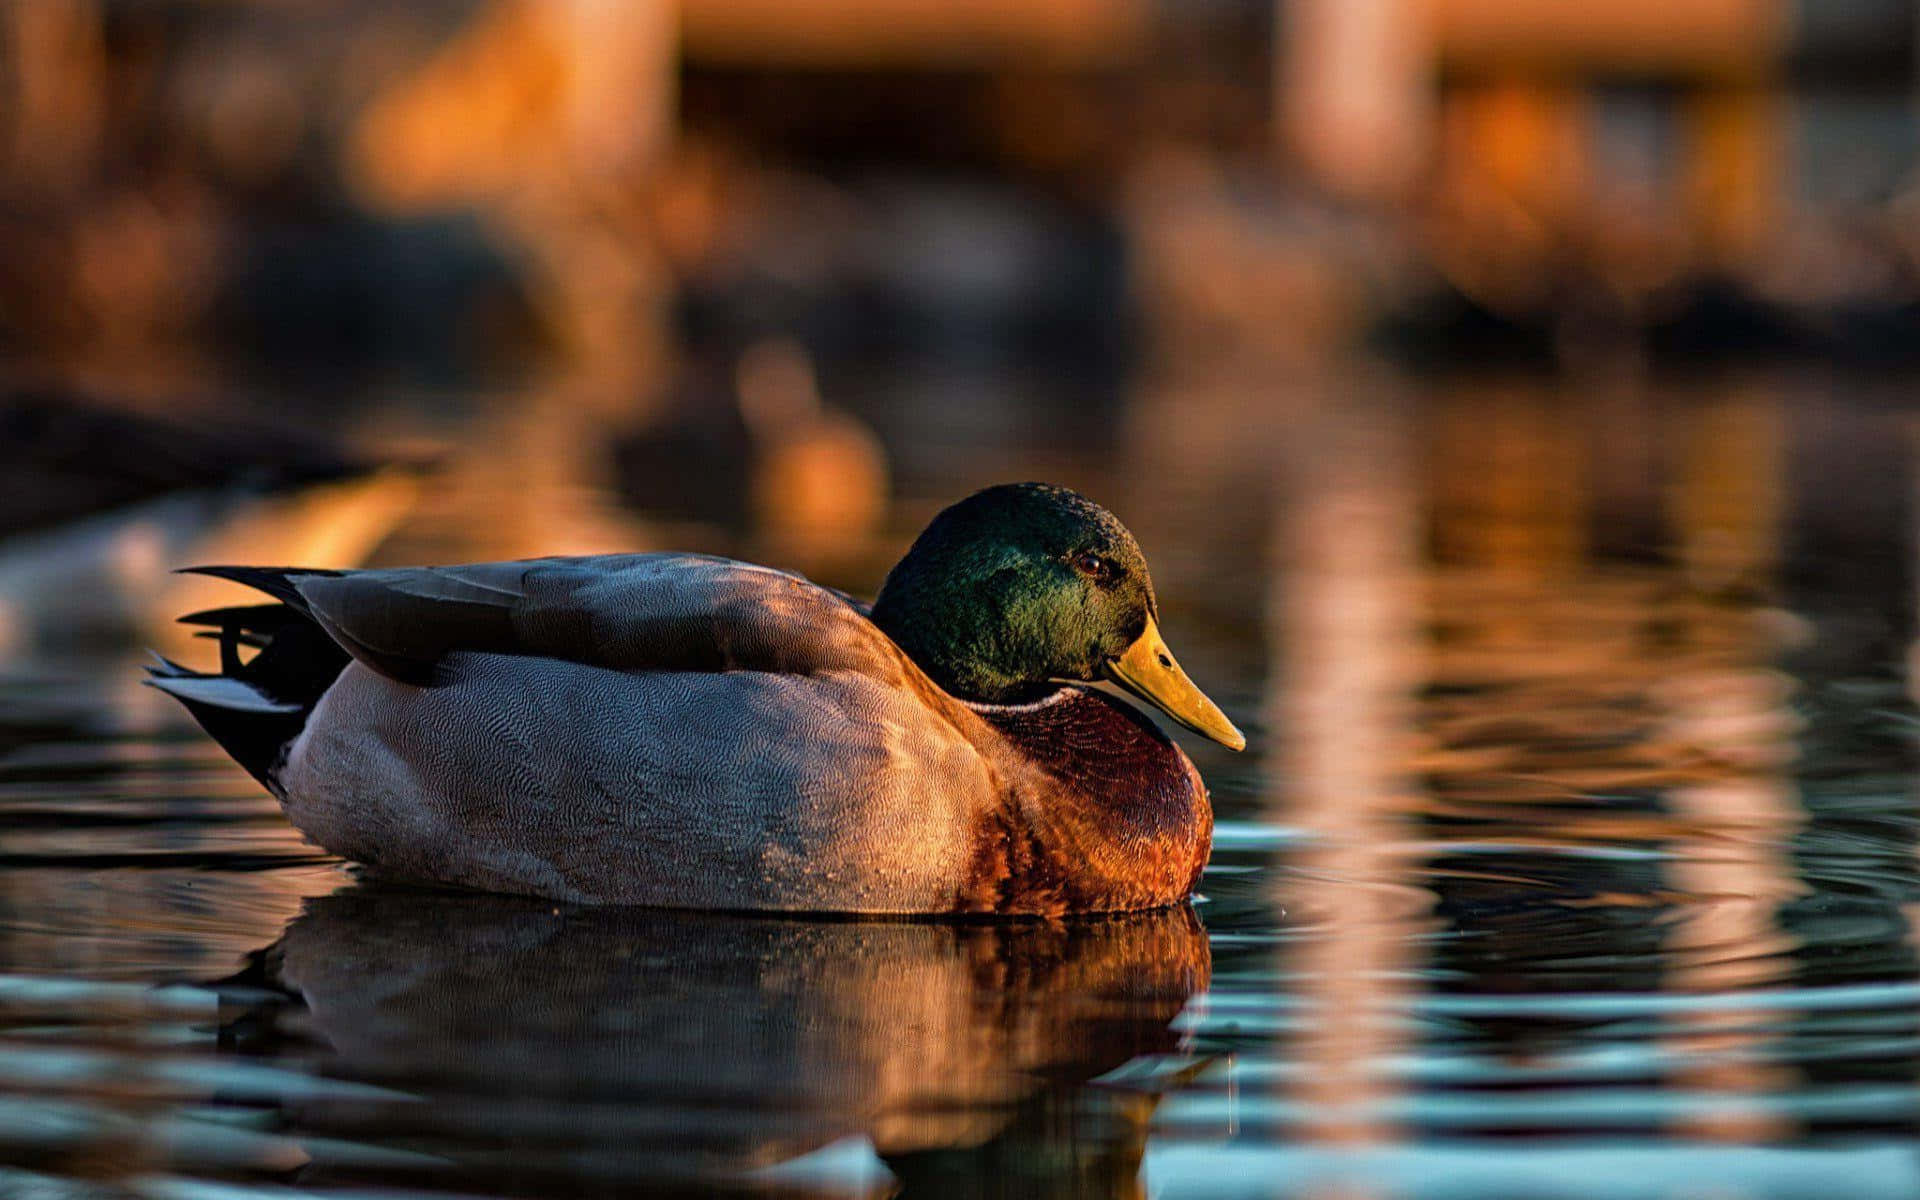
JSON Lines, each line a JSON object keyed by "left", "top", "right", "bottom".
{"left": 184, "top": 554, "right": 909, "bottom": 688}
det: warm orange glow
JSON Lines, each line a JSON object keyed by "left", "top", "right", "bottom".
{"left": 1685, "top": 88, "right": 1782, "bottom": 265}
{"left": 1659, "top": 406, "right": 1800, "bottom": 1140}
{"left": 1282, "top": 0, "right": 1432, "bottom": 198}
{"left": 3, "top": 0, "right": 105, "bottom": 194}
{"left": 1271, "top": 392, "right": 1434, "bottom": 1148}
{"left": 346, "top": 2, "right": 583, "bottom": 212}
{"left": 681, "top": 0, "right": 1145, "bottom": 67}
{"left": 1431, "top": 0, "right": 1788, "bottom": 74}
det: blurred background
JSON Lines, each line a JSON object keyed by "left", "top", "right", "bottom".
{"left": 4, "top": 0, "right": 1918, "bottom": 623}
{"left": 7, "top": 2, "right": 1920, "bottom": 1197}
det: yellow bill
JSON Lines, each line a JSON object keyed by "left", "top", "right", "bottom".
{"left": 1103, "top": 615, "right": 1246, "bottom": 751}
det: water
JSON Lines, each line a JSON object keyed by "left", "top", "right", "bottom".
{"left": 4, "top": 364, "right": 1920, "bottom": 1197}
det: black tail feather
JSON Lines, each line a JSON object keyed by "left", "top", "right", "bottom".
{"left": 146, "top": 650, "right": 196, "bottom": 677}
{"left": 178, "top": 602, "right": 312, "bottom": 630}
{"left": 194, "top": 628, "right": 271, "bottom": 650}
{"left": 146, "top": 598, "right": 351, "bottom": 790}
{"left": 175, "top": 566, "right": 342, "bottom": 615}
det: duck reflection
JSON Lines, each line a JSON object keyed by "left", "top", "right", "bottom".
{"left": 221, "top": 883, "right": 1209, "bottom": 1197}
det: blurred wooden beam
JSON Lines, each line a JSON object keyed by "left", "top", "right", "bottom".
{"left": 1280, "top": 0, "right": 1432, "bottom": 198}
{"left": 2, "top": 0, "right": 105, "bottom": 195}
{"left": 679, "top": 0, "right": 1146, "bottom": 68}
{"left": 562, "top": 0, "right": 677, "bottom": 173}
{"left": 1431, "top": 0, "right": 1789, "bottom": 76}
{"left": 1685, "top": 85, "right": 1781, "bottom": 265}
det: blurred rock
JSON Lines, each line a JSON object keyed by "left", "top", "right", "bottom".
{"left": 0, "top": 388, "right": 361, "bottom": 538}
{"left": 0, "top": 387, "right": 420, "bottom": 653}
{"left": 613, "top": 339, "right": 889, "bottom": 570}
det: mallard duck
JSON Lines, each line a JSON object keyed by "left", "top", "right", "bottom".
{"left": 148, "top": 483, "right": 1243, "bottom": 915}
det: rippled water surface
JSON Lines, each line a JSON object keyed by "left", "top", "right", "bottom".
{"left": 4, "top": 368, "right": 1920, "bottom": 1197}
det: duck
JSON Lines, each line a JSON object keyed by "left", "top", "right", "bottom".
{"left": 147, "top": 482, "right": 1244, "bottom": 915}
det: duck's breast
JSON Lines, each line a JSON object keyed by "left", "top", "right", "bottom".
{"left": 964, "top": 688, "right": 1212, "bottom": 914}
{"left": 278, "top": 653, "right": 997, "bottom": 911}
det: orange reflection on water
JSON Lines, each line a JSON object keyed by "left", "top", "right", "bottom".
{"left": 1270, "top": 386, "right": 1435, "bottom": 1154}
{"left": 1414, "top": 376, "right": 1815, "bottom": 1147}
{"left": 1658, "top": 381, "right": 1800, "bottom": 1140}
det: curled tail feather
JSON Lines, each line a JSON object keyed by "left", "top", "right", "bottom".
{"left": 146, "top": 597, "right": 350, "bottom": 790}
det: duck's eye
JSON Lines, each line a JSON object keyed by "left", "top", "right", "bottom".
{"left": 1070, "top": 552, "right": 1120, "bottom": 586}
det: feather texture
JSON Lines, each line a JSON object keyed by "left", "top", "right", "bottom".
{"left": 184, "top": 555, "right": 911, "bottom": 687}
{"left": 162, "top": 545, "right": 1213, "bottom": 914}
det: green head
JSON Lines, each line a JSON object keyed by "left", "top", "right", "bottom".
{"left": 871, "top": 483, "right": 1244, "bottom": 749}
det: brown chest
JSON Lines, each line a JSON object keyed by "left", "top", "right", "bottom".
{"left": 956, "top": 688, "right": 1213, "bottom": 916}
